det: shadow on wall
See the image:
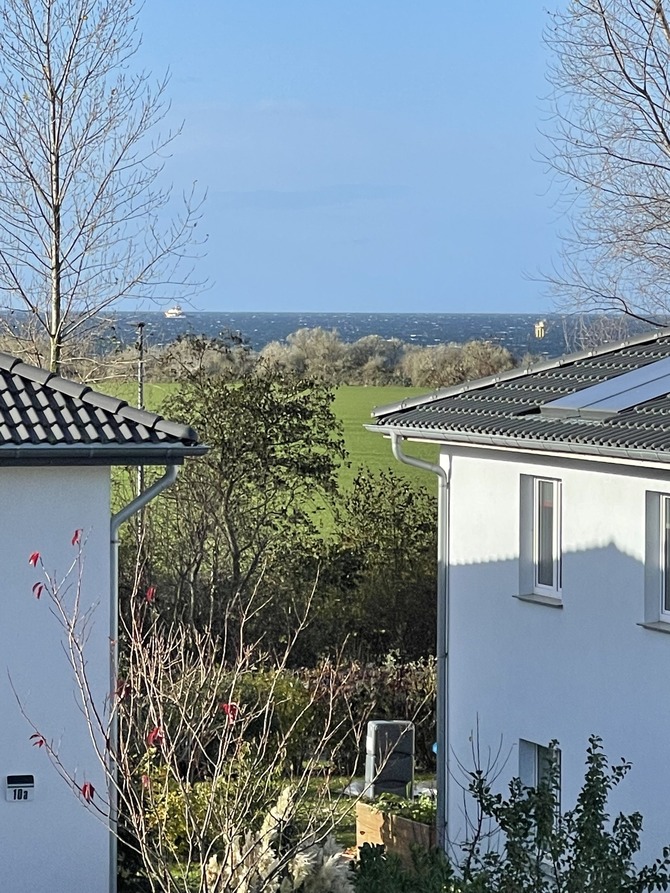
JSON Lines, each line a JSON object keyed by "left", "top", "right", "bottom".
{"left": 447, "top": 541, "right": 670, "bottom": 862}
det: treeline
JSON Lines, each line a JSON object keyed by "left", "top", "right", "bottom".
{"left": 0, "top": 324, "right": 519, "bottom": 387}
{"left": 258, "top": 327, "right": 517, "bottom": 386}
{"left": 133, "top": 327, "right": 518, "bottom": 388}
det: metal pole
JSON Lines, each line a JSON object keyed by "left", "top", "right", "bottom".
{"left": 390, "top": 433, "right": 451, "bottom": 850}
{"left": 136, "top": 322, "right": 145, "bottom": 498}
{"left": 109, "top": 465, "right": 180, "bottom": 893}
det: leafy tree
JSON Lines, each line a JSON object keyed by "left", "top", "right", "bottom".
{"left": 0, "top": 0, "right": 203, "bottom": 371}
{"left": 139, "top": 358, "right": 346, "bottom": 643}
{"left": 462, "top": 736, "right": 670, "bottom": 892}
{"left": 545, "top": 1, "right": 670, "bottom": 325}
{"left": 325, "top": 469, "right": 437, "bottom": 661}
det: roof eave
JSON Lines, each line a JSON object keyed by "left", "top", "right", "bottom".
{"left": 0, "top": 443, "right": 209, "bottom": 467}
{"left": 365, "top": 422, "right": 670, "bottom": 468}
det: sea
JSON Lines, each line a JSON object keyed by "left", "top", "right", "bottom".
{"left": 109, "top": 311, "right": 590, "bottom": 360}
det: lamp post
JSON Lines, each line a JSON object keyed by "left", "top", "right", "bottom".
{"left": 136, "top": 321, "right": 145, "bottom": 498}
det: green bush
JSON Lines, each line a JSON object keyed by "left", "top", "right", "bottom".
{"left": 353, "top": 843, "right": 454, "bottom": 893}
{"left": 375, "top": 793, "right": 437, "bottom": 825}
{"left": 316, "top": 654, "right": 436, "bottom": 775}
{"left": 354, "top": 737, "right": 670, "bottom": 893}
{"left": 224, "top": 658, "right": 436, "bottom": 778}
{"left": 460, "top": 735, "right": 670, "bottom": 892}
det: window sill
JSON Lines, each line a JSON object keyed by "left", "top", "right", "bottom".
{"left": 637, "top": 620, "right": 670, "bottom": 635}
{"left": 514, "top": 593, "right": 563, "bottom": 609}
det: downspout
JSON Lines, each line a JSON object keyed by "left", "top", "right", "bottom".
{"left": 390, "top": 432, "right": 450, "bottom": 850}
{"left": 108, "top": 464, "right": 180, "bottom": 893}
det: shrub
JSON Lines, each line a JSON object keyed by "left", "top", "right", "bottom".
{"left": 374, "top": 793, "right": 437, "bottom": 826}
{"left": 461, "top": 735, "right": 670, "bottom": 892}
{"left": 353, "top": 843, "right": 454, "bottom": 893}
{"left": 354, "top": 737, "right": 670, "bottom": 893}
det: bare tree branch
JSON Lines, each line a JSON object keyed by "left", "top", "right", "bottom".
{"left": 544, "top": 0, "right": 670, "bottom": 327}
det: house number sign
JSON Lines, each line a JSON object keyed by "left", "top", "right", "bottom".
{"left": 6, "top": 775, "right": 34, "bottom": 802}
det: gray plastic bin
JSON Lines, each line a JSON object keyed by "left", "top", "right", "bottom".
{"left": 364, "top": 719, "right": 414, "bottom": 799}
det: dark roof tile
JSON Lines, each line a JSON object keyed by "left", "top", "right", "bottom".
{"left": 12, "top": 363, "right": 52, "bottom": 386}
{"left": 0, "top": 355, "right": 206, "bottom": 463}
{"left": 119, "top": 405, "right": 162, "bottom": 429}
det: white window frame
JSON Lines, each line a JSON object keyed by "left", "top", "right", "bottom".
{"left": 642, "top": 491, "right": 670, "bottom": 631}
{"left": 532, "top": 478, "right": 562, "bottom": 597}
{"left": 519, "top": 740, "right": 561, "bottom": 791}
{"left": 661, "top": 495, "right": 670, "bottom": 622}
{"left": 519, "top": 739, "right": 562, "bottom": 824}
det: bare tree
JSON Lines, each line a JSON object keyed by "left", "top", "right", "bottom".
{"left": 17, "top": 539, "right": 362, "bottom": 892}
{"left": 0, "top": 0, "right": 205, "bottom": 371}
{"left": 545, "top": 0, "right": 670, "bottom": 326}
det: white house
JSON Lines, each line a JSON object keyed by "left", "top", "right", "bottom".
{"left": 369, "top": 329, "right": 670, "bottom": 861}
{"left": 0, "top": 353, "right": 205, "bottom": 893}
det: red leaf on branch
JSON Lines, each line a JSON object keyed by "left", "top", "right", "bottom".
{"left": 145, "top": 586, "right": 157, "bottom": 603}
{"left": 147, "top": 727, "right": 164, "bottom": 748}
{"left": 141, "top": 774, "right": 150, "bottom": 789}
{"left": 28, "top": 552, "right": 40, "bottom": 567}
{"left": 71, "top": 529, "right": 82, "bottom": 546}
{"left": 30, "top": 733, "right": 45, "bottom": 748}
{"left": 115, "top": 678, "right": 129, "bottom": 700}
{"left": 219, "top": 702, "right": 239, "bottom": 723}
{"left": 32, "top": 582, "right": 43, "bottom": 600}
{"left": 81, "top": 782, "right": 95, "bottom": 803}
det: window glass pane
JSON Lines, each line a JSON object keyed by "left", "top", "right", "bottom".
{"left": 537, "top": 480, "right": 554, "bottom": 587}
{"left": 664, "top": 498, "right": 670, "bottom": 613}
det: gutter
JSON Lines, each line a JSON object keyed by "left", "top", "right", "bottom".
{"left": 0, "top": 444, "right": 207, "bottom": 466}
{"left": 108, "top": 464, "right": 180, "bottom": 893}
{"left": 366, "top": 423, "right": 670, "bottom": 469}
{"left": 389, "top": 433, "right": 450, "bottom": 850}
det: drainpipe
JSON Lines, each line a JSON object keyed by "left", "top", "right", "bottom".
{"left": 108, "top": 464, "right": 180, "bottom": 893}
{"left": 390, "top": 432, "right": 450, "bottom": 850}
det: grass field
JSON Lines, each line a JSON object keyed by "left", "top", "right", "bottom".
{"left": 332, "top": 386, "right": 439, "bottom": 490}
{"left": 101, "top": 381, "right": 440, "bottom": 490}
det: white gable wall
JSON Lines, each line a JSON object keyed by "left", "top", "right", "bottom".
{"left": 0, "top": 466, "right": 110, "bottom": 893}
{"left": 444, "top": 447, "right": 670, "bottom": 860}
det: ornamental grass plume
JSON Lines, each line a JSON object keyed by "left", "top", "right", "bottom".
{"left": 204, "top": 787, "right": 354, "bottom": 893}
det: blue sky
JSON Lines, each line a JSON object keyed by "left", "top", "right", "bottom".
{"left": 136, "top": 3, "right": 558, "bottom": 313}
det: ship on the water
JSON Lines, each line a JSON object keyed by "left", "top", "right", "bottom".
{"left": 164, "top": 304, "right": 186, "bottom": 319}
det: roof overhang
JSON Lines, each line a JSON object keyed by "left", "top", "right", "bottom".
{"left": 366, "top": 422, "right": 670, "bottom": 469}
{"left": 0, "top": 443, "right": 209, "bottom": 466}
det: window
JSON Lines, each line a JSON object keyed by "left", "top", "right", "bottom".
{"left": 519, "top": 740, "right": 561, "bottom": 792}
{"left": 534, "top": 479, "right": 561, "bottom": 594}
{"left": 643, "top": 491, "right": 670, "bottom": 630}
{"left": 519, "top": 476, "right": 562, "bottom": 605}
{"left": 662, "top": 496, "right": 670, "bottom": 619}
{"left": 519, "top": 739, "right": 562, "bottom": 829}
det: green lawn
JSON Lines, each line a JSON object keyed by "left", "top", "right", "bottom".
{"left": 101, "top": 381, "right": 440, "bottom": 490}
{"left": 333, "top": 386, "right": 439, "bottom": 490}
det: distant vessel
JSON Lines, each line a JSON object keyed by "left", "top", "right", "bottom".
{"left": 534, "top": 319, "right": 547, "bottom": 339}
{"left": 164, "top": 304, "right": 186, "bottom": 319}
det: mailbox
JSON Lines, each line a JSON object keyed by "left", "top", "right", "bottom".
{"left": 6, "top": 775, "right": 34, "bottom": 802}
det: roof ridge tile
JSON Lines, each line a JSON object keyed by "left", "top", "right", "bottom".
{"left": 80, "top": 390, "right": 126, "bottom": 414}
{"left": 12, "top": 363, "right": 53, "bottom": 386}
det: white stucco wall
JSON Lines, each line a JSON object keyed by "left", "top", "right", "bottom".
{"left": 443, "top": 446, "right": 670, "bottom": 861}
{"left": 0, "top": 466, "right": 110, "bottom": 893}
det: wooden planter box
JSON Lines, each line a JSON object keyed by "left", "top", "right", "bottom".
{"left": 355, "top": 801, "right": 436, "bottom": 864}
